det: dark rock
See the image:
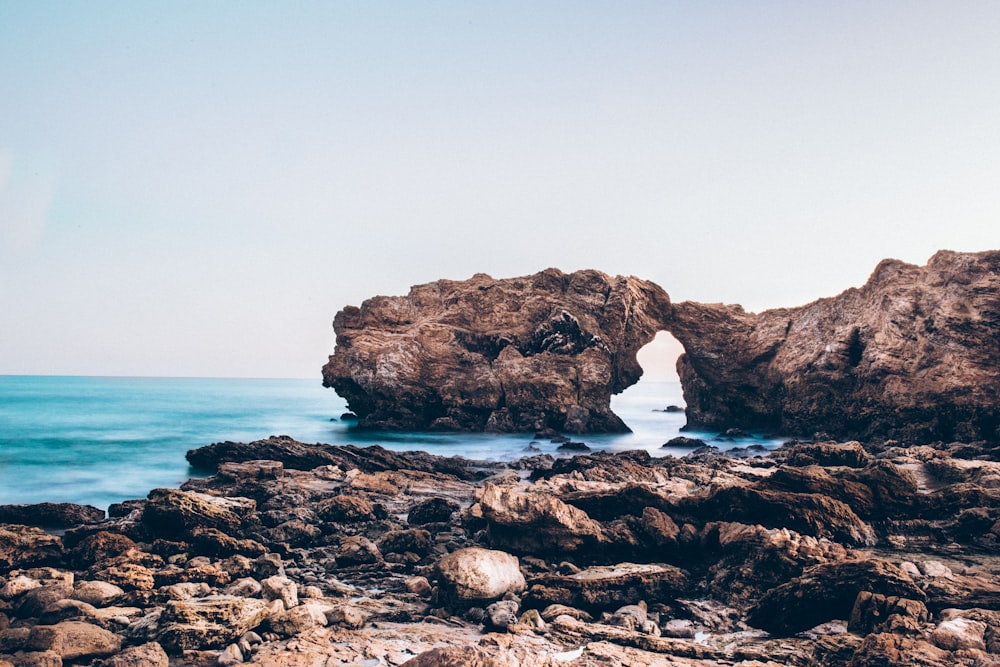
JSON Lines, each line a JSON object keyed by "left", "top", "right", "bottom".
{"left": 407, "top": 498, "right": 460, "bottom": 525}
{"left": 187, "top": 437, "right": 491, "bottom": 480}
{"left": 0, "top": 525, "right": 64, "bottom": 570}
{"left": 525, "top": 563, "right": 688, "bottom": 614}
{"left": 483, "top": 599, "right": 519, "bottom": 632}
{"left": 67, "top": 532, "right": 138, "bottom": 570}
{"left": 746, "top": 559, "right": 925, "bottom": 635}
{"left": 661, "top": 436, "right": 706, "bottom": 448}
{"left": 662, "top": 405, "right": 684, "bottom": 413}
{"left": 0, "top": 503, "right": 105, "bottom": 529}
{"left": 316, "top": 495, "right": 379, "bottom": 523}
{"left": 141, "top": 489, "right": 255, "bottom": 541}
{"left": 782, "top": 441, "right": 871, "bottom": 468}
{"left": 556, "top": 441, "right": 590, "bottom": 452}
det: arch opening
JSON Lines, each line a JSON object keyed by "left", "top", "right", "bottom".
{"left": 610, "top": 331, "right": 688, "bottom": 439}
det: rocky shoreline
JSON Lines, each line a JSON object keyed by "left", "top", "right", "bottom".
{"left": 2, "top": 434, "right": 1000, "bottom": 666}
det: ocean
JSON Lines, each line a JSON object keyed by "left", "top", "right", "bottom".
{"left": 0, "top": 376, "right": 783, "bottom": 510}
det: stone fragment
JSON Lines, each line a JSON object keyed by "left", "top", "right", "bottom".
{"left": 71, "top": 581, "right": 124, "bottom": 607}
{"left": 335, "top": 536, "right": 382, "bottom": 566}
{"left": 477, "top": 483, "right": 604, "bottom": 554}
{"left": 483, "top": 600, "right": 519, "bottom": 632}
{"left": 260, "top": 576, "right": 298, "bottom": 609}
{"left": 407, "top": 497, "right": 460, "bottom": 525}
{"left": 269, "top": 604, "right": 329, "bottom": 637}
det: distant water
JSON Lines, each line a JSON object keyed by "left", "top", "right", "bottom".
{"left": 0, "top": 376, "right": 783, "bottom": 510}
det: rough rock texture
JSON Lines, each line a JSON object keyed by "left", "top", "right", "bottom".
{"left": 325, "top": 251, "right": 1000, "bottom": 441}
{"left": 671, "top": 250, "right": 1000, "bottom": 441}
{"left": 323, "top": 268, "right": 672, "bottom": 433}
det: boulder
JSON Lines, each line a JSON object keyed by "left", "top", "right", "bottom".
{"left": 0, "top": 525, "right": 63, "bottom": 570}
{"left": 155, "top": 595, "right": 270, "bottom": 653}
{"left": 26, "top": 621, "right": 121, "bottom": 660}
{"left": 141, "top": 489, "right": 255, "bottom": 540}
{"left": 316, "top": 495, "right": 378, "bottom": 523}
{"left": 435, "top": 547, "right": 526, "bottom": 604}
{"left": 477, "top": 483, "right": 603, "bottom": 554}
{"left": 929, "top": 617, "right": 987, "bottom": 652}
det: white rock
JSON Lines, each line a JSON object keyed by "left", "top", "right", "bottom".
{"left": 435, "top": 547, "right": 526, "bottom": 602}
{"left": 931, "top": 617, "right": 987, "bottom": 652}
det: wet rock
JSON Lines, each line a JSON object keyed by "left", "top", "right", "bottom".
{"left": 407, "top": 497, "right": 460, "bottom": 525}
{"left": 435, "top": 547, "right": 526, "bottom": 605}
{"left": 661, "top": 436, "right": 706, "bottom": 448}
{"left": 378, "top": 529, "right": 432, "bottom": 557}
{"left": 746, "top": 559, "right": 925, "bottom": 635}
{"left": 26, "top": 621, "right": 121, "bottom": 661}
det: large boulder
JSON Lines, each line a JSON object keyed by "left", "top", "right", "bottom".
{"left": 26, "top": 621, "right": 121, "bottom": 661}
{"left": 323, "top": 269, "right": 672, "bottom": 433}
{"left": 435, "top": 547, "right": 526, "bottom": 604}
{"left": 141, "top": 489, "right": 255, "bottom": 540}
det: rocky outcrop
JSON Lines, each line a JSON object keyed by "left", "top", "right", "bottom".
{"left": 323, "top": 269, "right": 672, "bottom": 433}
{"left": 670, "top": 249, "right": 1000, "bottom": 442}
{"left": 5, "top": 438, "right": 1000, "bottom": 665}
{"left": 324, "top": 251, "right": 1000, "bottom": 441}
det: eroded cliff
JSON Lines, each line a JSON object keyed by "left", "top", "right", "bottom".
{"left": 325, "top": 250, "right": 1000, "bottom": 441}
{"left": 322, "top": 269, "right": 672, "bottom": 433}
{"left": 671, "top": 249, "right": 1000, "bottom": 442}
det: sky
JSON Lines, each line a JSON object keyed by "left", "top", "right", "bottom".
{"left": 1, "top": 2, "right": 999, "bottom": 381}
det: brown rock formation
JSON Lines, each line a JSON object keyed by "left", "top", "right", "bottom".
{"left": 323, "top": 251, "right": 1000, "bottom": 440}
{"left": 322, "top": 269, "right": 672, "bottom": 433}
{"left": 670, "top": 249, "right": 1000, "bottom": 442}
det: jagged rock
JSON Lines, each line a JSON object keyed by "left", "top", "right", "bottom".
{"left": 0, "top": 504, "right": 105, "bottom": 530}
{"left": 187, "top": 437, "right": 488, "bottom": 480}
{"left": 315, "top": 495, "right": 378, "bottom": 523}
{"left": 849, "top": 633, "right": 952, "bottom": 667}
{"left": 67, "top": 533, "right": 137, "bottom": 570}
{"left": 323, "top": 269, "right": 672, "bottom": 433}
{"left": 848, "top": 592, "right": 928, "bottom": 635}
{"left": 782, "top": 441, "right": 871, "bottom": 468}
{"left": 483, "top": 600, "right": 519, "bottom": 632}
{"left": 0, "top": 525, "right": 63, "bottom": 570}
{"left": 746, "top": 559, "right": 925, "bottom": 635}
{"left": 26, "top": 621, "right": 121, "bottom": 661}
{"left": 260, "top": 576, "right": 298, "bottom": 609}
{"left": 671, "top": 250, "right": 1000, "bottom": 442}
{"left": 141, "top": 489, "right": 255, "bottom": 540}
{"left": 269, "top": 604, "right": 329, "bottom": 637}
{"left": 435, "top": 547, "right": 526, "bottom": 604}
{"left": 155, "top": 595, "right": 270, "bottom": 653}
{"left": 335, "top": 536, "right": 381, "bottom": 566}
{"left": 476, "top": 483, "right": 604, "bottom": 554}
{"left": 525, "top": 563, "right": 688, "bottom": 614}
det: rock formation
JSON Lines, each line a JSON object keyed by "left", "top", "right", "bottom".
{"left": 323, "top": 269, "right": 672, "bottom": 433}
{"left": 4, "top": 435, "right": 1000, "bottom": 665}
{"left": 671, "top": 249, "right": 1000, "bottom": 442}
{"left": 325, "top": 250, "right": 1000, "bottom": 441}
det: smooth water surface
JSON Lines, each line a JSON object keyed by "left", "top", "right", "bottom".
{"left": 0, "top": 376, "right": 783, "bottom": 509}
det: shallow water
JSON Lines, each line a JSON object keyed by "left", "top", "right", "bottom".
{"left": 0, "top": 376, "right": 783, "bottom": 509}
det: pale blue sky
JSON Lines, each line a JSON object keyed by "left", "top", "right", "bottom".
{"left": 1, "top": 2, "right": 998, "bottom": 379}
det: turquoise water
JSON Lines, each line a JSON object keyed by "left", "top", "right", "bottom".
{"left": 0, "top": 376, "right": 782, "bottom": 509}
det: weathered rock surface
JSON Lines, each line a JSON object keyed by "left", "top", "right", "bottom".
{"left": 323, "top": 268, "right": 672, "bottom": 433}
{"left": 671, "top": 249, "right": 1000, "bottom": 442}
{"left": 436, "top": 547, "right": 526, "bottom": 604}
{"left": 325, "top": 251, "right": 1000, "bottom": 441}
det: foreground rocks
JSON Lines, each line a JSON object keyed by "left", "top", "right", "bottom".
{"left": 2, "top": 434, "right": 1000, "bottom": 665}
{"left": 325, "top": 251, "right": 1000, "bottom": 442}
